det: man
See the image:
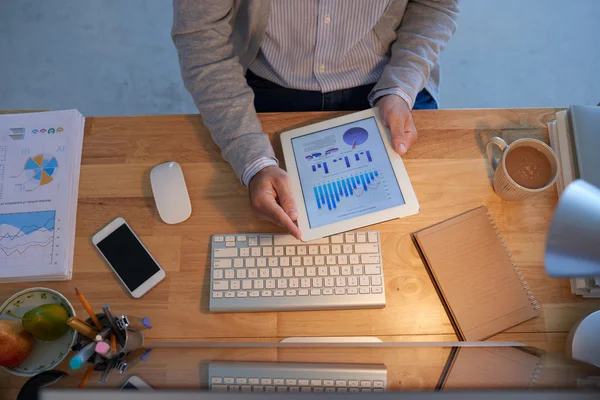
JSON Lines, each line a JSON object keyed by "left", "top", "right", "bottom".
{"left": 172, "top": 0, "right": 460, "bottom": 239}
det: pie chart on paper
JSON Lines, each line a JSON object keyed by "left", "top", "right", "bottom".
{"left": 24, "top": 154, "right": 58, "bottom": 186}
{"left": 343, "top": 127, "right": 369, "bottom": 149}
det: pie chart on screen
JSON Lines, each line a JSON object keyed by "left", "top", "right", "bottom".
{"left": 24, "top": 154, "right": 58, "bottom": 186}
{"left": 343, "top": 127, "right": 369, "bottom": 149}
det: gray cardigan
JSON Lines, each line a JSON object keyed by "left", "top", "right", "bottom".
{"left": 172, "top": 0, "right": 460, "bottom": 183}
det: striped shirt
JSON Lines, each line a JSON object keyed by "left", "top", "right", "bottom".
{"left": 243, "top": 0, "right": 398, "bottom": 186}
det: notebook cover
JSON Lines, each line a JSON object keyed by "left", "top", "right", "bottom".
{"left": 570, "top": 105, "right": 600, "bottom": 189}
{"left": 439, "top": 347, "right": 543, "bottom": 389}
{"left": 412, "top": 206, "right": 540, "bottom": 341}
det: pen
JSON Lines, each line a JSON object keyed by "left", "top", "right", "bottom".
{"left": 110, "top": 334, "right": 117, "bottom": 354}
{"left": 67, "top": 317, "right": 98, "bottom": 341}
{"left": 70, "top": 340, "right": 97, "bottom": 370}
{"left": 102, "top": 304, "right": 125, "bottom": 347}
{"left": 121, "top": 315, "right": 152, "bottom": 331}
{"left": 75, "top": 288, "right": 103, "bottom": 330}
{"left": 94, "top": 327, "right": 112, "bottom": 342}
{"left": 100, "top": 358, "right": 116, "bottom": 385}
{"left": 78, "top": 364, "right": 95, "bottom": 388}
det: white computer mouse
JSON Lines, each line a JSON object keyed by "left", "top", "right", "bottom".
{"left": 150, "top": 161, "right": 192, "bottom": 224}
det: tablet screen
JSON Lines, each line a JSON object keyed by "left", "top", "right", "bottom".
{"left": 291, "top": 116, "right": 405, "bottom": 228}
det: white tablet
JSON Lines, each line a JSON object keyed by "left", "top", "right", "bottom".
{"left": 280, "top": 108, "right": 419, "bottom": 241}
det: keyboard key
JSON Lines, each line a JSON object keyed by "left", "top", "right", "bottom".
{"left": 259, "top": 268, "right": 269, "bottom": 278}
{"left": 274, "top": 234, "right": 302, "bottom": 245}
{"left": 261, "top": 378, "right": 272, "bottom": 385}
{"left": 225, "top": 242, "right": 235, "bottom": 247}
{"left": 343, "top": 244, "right": 353, "bottom": 254}
{"left": 345, "top": 232, "right": 355, "bottom": 243}
{"left": 347, "top": 287, "right": 358, "bottom": 294}
{"left": 326, "top": 255, "right": 336, "bottom": 265}
{"left": 335, "top": 276, "right": 346, "bottom": 286}
{"left": 214, "top": 236, "right": 224, "bottom": 243}
{"left": 236, "top": 269, "right": 246, "bottom": 279}
{"left": 350, "top": 255, "right": 360, "bottom": 264}
{"left": 248, "top": 269, "right": 258, "bottom": 278}
{"left": 314, "top": 387, "right": 324, "bottom": 392}
{"left": 286, "top": 246, "right": 296, "bottom": 255}
{"left": 301, "top": 387, "right": 312, "bottom": 392}
{"left": 262, "top": 290, "right": 272, "bottom": 297}
{"left": 303, "top": 256, "right": 313, "bottom": 266}
{"left": 248, "top": 236, "right": 258, "bottom": 246}
{"left": 236, "top": 377, "right": 247, "bottom": 384}
{"left": 286, "top": 289, "right": 297, "bottom": 296}
{"left": 290, "top": 278, "right": 299, "bottom": 288}
{"left": 224, "top": 378, "right": 234, "bottom": 384}
{"left": 225, "top": 291, "right": 235, "bottom": 298}
{"left": 242, "top": 280, "right": 252, "bottom": 289}
{"left": 213, "top": 281, "right": 228, "bottom": 290}
{"left": 277, "top": 279, "right": 288, "bottom": 289}
{"left": 240, "top": 248, "right": 250, "bottom": 257}
{"left": 306, "top": 267, "right": 316, "bottom": 276}
{"left": 211, "top": 384, "right": 228, "bottom": 392}
{"left": 338, "top": 255, "right": 348, "bottom": 264}
{"left": 277, "top": 386, "right": 287, "bottom": 392}
{"left": 259, "top": 235, "right": 272, "bottom": 246}
{"left": 335, "top": 288, "right": 346, "bottom": 295}
{"left": 355, "top": 244, "right": 379, "bottom": 253}
{"left": 353, "top": 265, "right": 363, "bottom": 275}
{"left": 332, "top": 244, "right": 342, "bottom": 254}
{"left": 365, "top": 265, "right": 381, "bottom": 275}
{"left": 360, "top": 381, "right": 372, "bottom": 387}
{"left": 225, "top": 236, "right": 235, "bottom": 242}
{"left": 268, "top": 257, "right": 278, "bottom": 267}
{"left": 301, "top": 278, "right": 311, "bottom": 288}
{"left": 249, "top": 291, "right": 260, "bottom": 297}
{"left": 224, "top": 270, "right": 234, "bottom": 279}
{"left": 361, "top": 254, "right": 380, "bottom": 264}
{"left": 356, "top": 232, "right": 367, "bottom": 243}
{"left": 308, "top": 245, "right": 319, "bottom": 255}
{"left": 214, "top": 259, "right": 232, "bottom": 268}
{"left": 241, "top": 385, "right": 252, "bottom": 392}
{"left": 311, "top": 380, "right": 322, "bottom": 386}
{"left": 262, "top": 247, "right": 273, "bottom": 256}
{"left": 320, "top": 245, "right": 330, "bottom": 255}
{"left": 298, "top": 289, "right": 309, "bottom": 296}
{"left": 348, "top": 276, "right": 358, "bottom": 286}
{"left": 335, "top": 380, "right": 347, "bottom": 387}
{"left": 312, "top": 277, "right": 323, "bottom": 287}
{"left": 292, "top": 257, "right": 302, "bottom": 266}
{"left": 253, "top": 385, "right": 264, "bottom": 392}
{"left": 283, "top": 268, "right": 293, "bottom": 277}
{"left": 234, "top": 259, "right": 244, "bottom": 268}
{"left": 372, "top": 287, "right": 383, "bottom": 294}
{"left": 371, "top": 276, "right": 382, "bottom": 286}
{"left": 257, "top": 258, "right": 267, "bottom": 267}
{"left": 294, "top": 267, "right": 305, "bottom": 277}
{"left": 237, "top": 291, "right": 247, "bottom": 298}
{"left": 274, "top": 247, "right": 284, "bottom": 255}
{"left": 249, "top": 378, "right": 259, "bottom": 385}
{"left": 359, "top": 287, "right": 370, "bottom": 294}
{"left": 286, "top": 379, "right": 297, "bottom": 385}
{"left": 246, "top": 258, "right": 255, "bottom": 268}
{"left": 323, "top": 288, "right": 333, "bottom": 295}
{"left": 251, "top": 247, "right": 261, "bottom": 257}
{"left": 325, "top": 277, "right": 335, "bottom": 287}
{"left": 349, "top": 380, "right": 359, "bottom": 387}
{"left": 271, "top": 268, "right": 282, "bottom": 278}
{"left": 213, "top": 270, "right": 223, "bottom": 279}
{"left": 274, "top": 379, "right": 284, "bottom": 385}
{"left": 360, "top": 276, "right": 370, "bottom": 286}
{"left": 310, "top": 288, "right": 321, "bottom": 295}
{"left": 289, "top": 386, "right": 300, "bottom": 392}
{"left": 341, "top": 266, "right": 352, "bottom": 276}
{"left": 324, "top": 380, "right": 334, "bottom": 386}
{"left": 274, "top": 290, "right": 284, "bottom": 297}
{"left": 330, "top": 266, "right": 340, "bottom": 275}
{"left": 253, "top": 280, "right": 264, "bottom": 289}
{"left": 230, "top": 280, "right": 240, "bottom": 290}
{"left": 331, "top": 234, "right": 344, "bottom": 243}
{"left": 211, "top": 377, "right": 222, "bottom": 384}
{"left": 297, "top": 246, "right": 307, "bottom": 255}
{"left": 237, "top": 235, "right": 247, "bottom": 242}
{"left": 368, "top": 231, "right": 378, "bottom": 243}
{"left": 299, "top": 379, "right": 309, "bottom": 386}
{"left": 318, "top": 266, "right": 328, "bottom": 276}
{"left": 374, "top": 381, "right": 385, "bottom": 388}
{"left": 212, "top": 292, "right": 223, "bottom": 298}
{"left": 280, "top": 257, "right": 290, "bottom": 266}
{"left": 325, "top": 387, "right": 336, "bottom": 392}
{"left": 266, "top": 279, "right": 276, "bottom": 288}
{"left": 265, "top": 386, "right": 276, "bottom": 392}
{"left": 315, "top": 256, "right": 325, "bottom": 266}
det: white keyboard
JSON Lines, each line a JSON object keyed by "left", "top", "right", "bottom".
{"left": 208, "top": 361, "right": 387, "bottom": 393}
{"left": 210, "top": 230, "right": 385, "bottom": 312}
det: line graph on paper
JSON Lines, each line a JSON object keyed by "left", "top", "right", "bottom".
{"left": 0, "top": 210, "right": 55, "bottom": 267}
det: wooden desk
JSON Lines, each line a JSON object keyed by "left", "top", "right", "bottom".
{"left": 1, "top": 108, "right": 599, "bottom": 349}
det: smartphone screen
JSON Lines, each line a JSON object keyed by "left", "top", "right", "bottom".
{"left": 96, "top": 224, "right": 160, "bottom": 291}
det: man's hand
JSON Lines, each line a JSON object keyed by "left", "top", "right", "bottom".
{"left": 249, "top": 166, "right": 302, "bottom": 240}
{"left": 377, "top": 94, "right": 417, "bottom": 156}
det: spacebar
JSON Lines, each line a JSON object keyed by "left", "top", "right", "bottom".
{"left": 274, "top": 235, "right": 329, "bottom": 245}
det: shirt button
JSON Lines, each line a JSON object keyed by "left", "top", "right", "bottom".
{"left": 324, "top": 16, "right": 331, "bottom": 24}
{"left": 319, "top": 64, "right": 325, "bottom": 72}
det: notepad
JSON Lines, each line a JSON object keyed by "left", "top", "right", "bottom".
{"left": 412, "top": 206, "right": 540, "bottom": 341}
{"left": 439, "top": 347, "right": 543, "bottom": 389}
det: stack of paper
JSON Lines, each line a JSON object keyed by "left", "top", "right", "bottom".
{"left": 0, "top": 110, "right": 84, "bottom": 282}
{"left": 547, "top": 105, "right": 600, "bottom": 297}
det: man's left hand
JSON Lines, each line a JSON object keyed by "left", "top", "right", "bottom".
{"left": 376, "top": 94, "right": 417, "bottom": 156}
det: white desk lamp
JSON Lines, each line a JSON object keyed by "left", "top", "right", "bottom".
{"left": 544, "top": 179, "right": 600, "bottom": 367}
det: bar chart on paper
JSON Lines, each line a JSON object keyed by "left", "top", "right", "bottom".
{"left": 0, "top": 210, "right": 56, "bottom": 266}
{"left": 313, "top": 169, "right": 393, "bottom": 211}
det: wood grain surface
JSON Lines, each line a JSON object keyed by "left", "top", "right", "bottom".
{"left": 2, "top": 109, "right": 600, "bottom": 395}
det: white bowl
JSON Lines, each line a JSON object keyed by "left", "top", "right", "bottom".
{"left": 0, "top": 287, "right": 76, "bottom": 376}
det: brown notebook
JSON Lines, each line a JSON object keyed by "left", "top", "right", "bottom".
{"left": 439, "top": 347, "right": 544, "bottom": 389}
{"left": 412, "top": 206, "right": 540, "bottom": 341}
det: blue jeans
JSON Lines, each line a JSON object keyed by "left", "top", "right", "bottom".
{"left": 246, "top": 70, "right": 437, "bottom": 112}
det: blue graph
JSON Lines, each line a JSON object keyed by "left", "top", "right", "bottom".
{"left": 343, "top": 127, "right": 369, "bottom": 148}
{"left": 0, "top": 210, "right": 55, "bottom": 260}
{"left": 313, "top": 170, "right": 380, "bottom": 210}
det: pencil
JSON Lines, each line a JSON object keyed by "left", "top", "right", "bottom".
{"left": 78, "top": 364, "right": 94, "bottom": 388}
{"left": 110, "top": 333, "right": 117, "bottom": 354}
{"left": 75, "top": 288, "right": 103, "bottom": 330}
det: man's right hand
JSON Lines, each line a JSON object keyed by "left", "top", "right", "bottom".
{"left": 248, "top": 166, "right": 302, "bottom": 240}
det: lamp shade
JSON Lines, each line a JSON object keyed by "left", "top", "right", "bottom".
{"left": 545, "top": 180, "right": 600, "bottom": 277}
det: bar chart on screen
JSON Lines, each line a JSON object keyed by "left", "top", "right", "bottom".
{"left": 312, "top": 169, "right": 393, "bottom": 211}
